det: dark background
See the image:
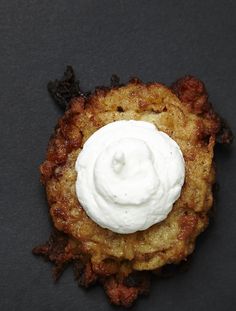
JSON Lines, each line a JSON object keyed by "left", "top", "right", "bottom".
{"left": 0, "top": 1, "right": 235, "bottom": 310}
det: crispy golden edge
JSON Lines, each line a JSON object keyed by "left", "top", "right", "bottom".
{"left": 34, "top": 75, "right": 230, "bottom": 307}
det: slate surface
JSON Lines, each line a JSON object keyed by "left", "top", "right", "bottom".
{"left": 0, "top": 1, "right": 235, "bottom": 310}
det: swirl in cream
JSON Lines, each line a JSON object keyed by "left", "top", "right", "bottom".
{"left": 75, "top": 120, "right": 185, "bottom": 234}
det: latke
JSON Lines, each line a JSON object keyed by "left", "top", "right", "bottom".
{"left": 33, "top": 67, "right": 232, "bottom": 307}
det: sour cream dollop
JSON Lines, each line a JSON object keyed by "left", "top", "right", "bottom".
{"left": 75, "top": 120, "right": 185, "bottom": 234}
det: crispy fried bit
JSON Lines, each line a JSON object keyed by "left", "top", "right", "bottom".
{"left": 171, "top": 75, "right": 210, "bottom": 114}
{"left": 32, "top": 230, "right": 72, "bottom": 281}
{"left": 34, "top": 68, "right": 232, "bottom": 307}
{"left": 74, "top": 261, "right": 98, "bottom": 287}
{"left": 171, "top": 76, "right": 233, "bottom": 144}
{"left": 103, "top": 274, "right": 150, "bottom": 307}
{"left": 216, "top": 118, "right": 233, "bottom": 144}
{"left": 47, "top": 66, "right": 84, "bottom": 109}
{"left": 110, "top": 74, "right": 121, "bottom": 87}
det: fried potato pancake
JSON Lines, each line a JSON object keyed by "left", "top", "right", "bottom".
{"left": 34, "top": 70, "right": 231, "bottom": 307}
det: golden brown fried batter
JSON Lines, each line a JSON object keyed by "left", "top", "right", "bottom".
{"left": 34, "top": 71, "right": 232, "bottom": 307}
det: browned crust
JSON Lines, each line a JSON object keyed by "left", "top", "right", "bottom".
{"left": 33, "top": 230, "right": 72, "bottom": 281}
{"left": 33, "top": 230, "right": 150, "bottom": 306}
{"left": 34, "top": 69, "right": 232, "bottom": 307}
{"left": 40, "top": 75, "right": 230, "bottom": 184}
{"left": 171, "top": 75, "right": 233, "bottom": 143}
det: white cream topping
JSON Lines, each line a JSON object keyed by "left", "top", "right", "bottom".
{"left": 75, "top": 120, "right": 185, "bottom": 234}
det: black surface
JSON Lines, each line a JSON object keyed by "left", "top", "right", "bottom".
{"left": 0, "top": 1, "right": 235, "bottom": 310}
